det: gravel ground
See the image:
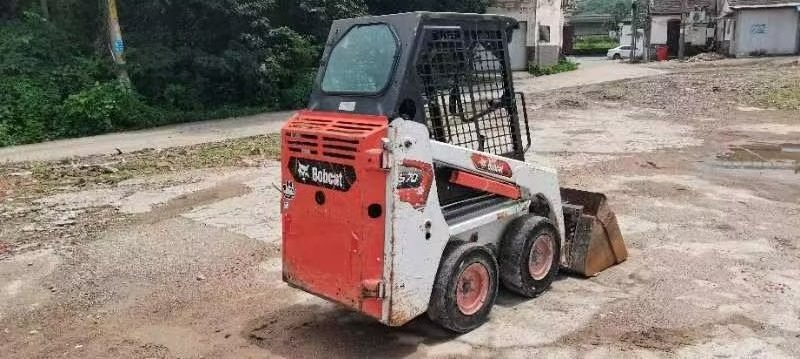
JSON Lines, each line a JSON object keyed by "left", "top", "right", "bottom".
{"left": 1, "top": 60, "right": 799, "bottom": 358}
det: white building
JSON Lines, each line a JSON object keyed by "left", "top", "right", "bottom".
{"left": 718, "top": 0, "right": 800, "bottom": 56}
{"left": 488, "top": 0, "right": 566, "bottom": 69}
{"left": 649, "top": 0, "right": 716, "bottom": 55}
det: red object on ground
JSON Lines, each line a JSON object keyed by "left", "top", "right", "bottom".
{"left": 656, "top": 46, "right": 669, "bottom": 61}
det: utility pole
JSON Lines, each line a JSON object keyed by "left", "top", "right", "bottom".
{"left": 678, "top": 0, "right": 687, "bottom": 60}
{"left": 630, "top": 1, "right": 638, "bottom": 63}
{"left": 643, "top": 0, "right": 651, "bottom": 63}
{"left": 105, "top": 0, "right": 131, "bottom": 87}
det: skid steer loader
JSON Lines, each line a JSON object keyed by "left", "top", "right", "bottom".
{"left": 280, "top": 12, "right": 627, "bottom": 333}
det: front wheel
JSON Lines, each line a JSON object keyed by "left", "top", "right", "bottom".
{"left": 500, "top": 215, "right": 560, "bottom": 297}
{"left": 428, "top": 243, "right": 499, "bottom": 333}
{"left": 613, "top": 54, "right": 622, "bottom": 60}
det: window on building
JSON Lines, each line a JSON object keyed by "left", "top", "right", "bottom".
{"left": 539, "top": 25, "right": 551, "bottom": 43}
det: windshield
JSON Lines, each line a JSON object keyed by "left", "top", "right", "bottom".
{"left": 321, "top": 24, "right": 398, "bottom": 94}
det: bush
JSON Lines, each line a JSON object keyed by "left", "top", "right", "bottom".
{"left": 529, "top": 59, "right": 580, "bottom": 76}
{"left": 570, "top": 48, "right": 611, "bottom": 56}
{"left": 59, "top": 82, "right": 158, "bottom": 137}
{"left": 574, "top": 35, "right": 617, "bottom": 50}
{"left": 0, "top": 76, "right": 60, "bottom": 145}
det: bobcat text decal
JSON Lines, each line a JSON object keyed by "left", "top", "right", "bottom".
{"left": 289, "top": 157, "right": 356, "bottom": 192}
{"left": 471, "top": 154, "right": 513, "bottom": 178}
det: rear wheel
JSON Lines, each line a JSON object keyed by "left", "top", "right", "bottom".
{"left": 500, "top": 215, "right": 560, "bottom": 297}
{"left": 428, "top": 243, "right": 499, "bottom": 333}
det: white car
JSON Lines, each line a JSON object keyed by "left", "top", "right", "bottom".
{"left": 607, "top": 45, "right": 644, "bottom": 60}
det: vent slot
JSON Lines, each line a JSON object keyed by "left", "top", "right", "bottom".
{"left": 323, "top": 144, "right": 358, "bottom": 152}
{"left": 323, "top": 152, "right": 357, "bottom": 160}
{"left": 323, "top": 137, "right": 360, "bottom": 145}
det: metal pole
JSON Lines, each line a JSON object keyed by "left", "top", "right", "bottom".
{"left": 533, "top": 0, "right": 539, "bottom": 69}
{"left": 678, "top": 0, "right": 687, "bottom": 60}
{"left": 106, "top": 0, "right": 131, "bottom": 87}
{"left": 643, "top": 1, "right": 651, "bottom": 62}
{"left": 630, "top": 2, "right": 638, "bottom": 63}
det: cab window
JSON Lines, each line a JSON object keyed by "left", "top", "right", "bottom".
{"left": 321, "top": 24, "right": 398, "bottom": 94}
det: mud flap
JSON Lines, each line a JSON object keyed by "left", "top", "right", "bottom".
{"left": 560, "top": 188, "right": 628, "bottom": 277}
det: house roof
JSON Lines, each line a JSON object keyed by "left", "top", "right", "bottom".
{"left": 651, "top": 0, "right": 714, "bottom": 14}
{"left": 728, "top": 0, "right": 800, "bottom": 8}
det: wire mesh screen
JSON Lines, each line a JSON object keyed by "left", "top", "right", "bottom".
{"left": 416, "top": 26, "right": 522, "bottom": 157}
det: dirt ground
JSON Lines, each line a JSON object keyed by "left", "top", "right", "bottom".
{"left": 1, "top": 59, "right": 799, "bottom": 358}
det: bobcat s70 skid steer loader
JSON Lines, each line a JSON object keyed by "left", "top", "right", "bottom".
{"left": 280, "top": 12, "right": 627, "bottom": 333}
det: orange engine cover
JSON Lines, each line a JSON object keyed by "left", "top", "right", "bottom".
{"left": 281, "top": 110, "right": 388, "bottom": 320}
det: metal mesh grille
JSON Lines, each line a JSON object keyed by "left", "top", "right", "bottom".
{"left": 417, "top": 27, "right": 521, "bottom": 157}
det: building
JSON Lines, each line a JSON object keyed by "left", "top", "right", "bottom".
{"left": 717, "top": 0, "right": 800, "bottom": 56}
{"left": 488, "top": 0, "right": 566, "bottom": 69}
{"left": 566, "top": 13, "right": 616, "bottom": 37}
{"left": 620, "top": 24, "right": 646, "bottom": 50}
{"left": 649, "top": 0, "right": 716, "bottom": 55}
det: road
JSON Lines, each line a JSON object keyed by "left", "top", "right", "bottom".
{"left": 2, "top": 59, "right": 799, "bottom": 358}
{"left": 4, "top": 56, "right": 792, "bottom": 163}
{"left": 0, "top": 60, "right": 663, "bottom": 163}
{"left": 0, "top": 111, "right": 292, "bottom": 163}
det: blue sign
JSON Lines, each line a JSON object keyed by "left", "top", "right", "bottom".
{"left": 113, "top": 39, "right": 125, "bottom": 54}
{"left": 750, "top": 24, "right": 767, "bottom": 35}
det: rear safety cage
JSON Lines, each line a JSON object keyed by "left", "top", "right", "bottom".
{"left": 417, "top": 26, "right": 531, "bottom": 159}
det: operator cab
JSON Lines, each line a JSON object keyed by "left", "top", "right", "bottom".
{"left": 308, "top": 12, "right": 531, "bottom": 208}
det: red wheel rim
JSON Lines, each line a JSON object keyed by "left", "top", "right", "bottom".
{"left": 529, "top": 234, "right": 554, "bottom": 280}
{"left": 455, "top": 262, "right": 490, "bottom": 315}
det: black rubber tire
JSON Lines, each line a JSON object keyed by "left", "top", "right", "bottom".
{"left": 500, "top": 215, "right": 560, "bottom": 298}
{"left": 613, "top": 54, "right": 622, "bottom": 60}
{"left": 427, "top": 242, "right": 499, "bottom": 333}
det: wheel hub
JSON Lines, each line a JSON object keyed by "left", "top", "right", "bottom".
{"left": 456, "top": 263, "right": 490, "bottom": 315}
{"left": 529, "top": 233, "right": 554, "bottom": 280}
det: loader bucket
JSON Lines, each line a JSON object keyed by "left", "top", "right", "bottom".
{"left": 560, "top": 188, "right": 628, "bottom": 277}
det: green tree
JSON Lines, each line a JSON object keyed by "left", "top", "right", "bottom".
{"left": 365, "top": 0, "right": 490, "bottom": 14}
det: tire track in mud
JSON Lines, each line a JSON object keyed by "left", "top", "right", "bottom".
{"left": 135, "top": 180, "right": 251, "bottom": 224}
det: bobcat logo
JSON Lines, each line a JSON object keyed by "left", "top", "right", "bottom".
{"left": 288, "top": 157, "right": 356, "bottom": 192}
{"left": 296, "top": 162, "right": 311, "bottom": 180}
{"left": 282, "top": 181, "right": 296, "bottom": 200}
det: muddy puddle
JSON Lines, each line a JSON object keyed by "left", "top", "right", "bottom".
{"left": 714, "top": 143, "right": 800, "bottom": 170}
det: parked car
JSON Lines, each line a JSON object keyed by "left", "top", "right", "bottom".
{"left": 607, "top": 45, "right": 644, "bottom": 60}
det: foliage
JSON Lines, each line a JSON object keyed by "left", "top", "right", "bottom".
{"left": 759, "top": 85, "right": 800, "bottom": 111}
{"left": 529, "top": 59, "right": 580, "bottom": 76}
{"left": 1, "top": 0, "right": 491, "bottom": 147}
{"left": 60, "top": 82, "right": 158, "bottom": 137}
{"left": 0, "top": 11, "right": 117, "bottom": 145}
{"left": 575, "top": 0, "right": 632, "bottom": 27}
{"left": 365, "top": 0, "right": 490, "bottom": 14}
{"left": 574, "top": 35, "right": 617, "bottom": 50}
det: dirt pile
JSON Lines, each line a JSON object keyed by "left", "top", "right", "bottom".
{"left": 687, "top": 52, "right": 726, "bottom": 62}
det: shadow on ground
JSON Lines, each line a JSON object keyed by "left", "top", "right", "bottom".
{"left": 245, "top": 303, "right": 461, "bottom": 358}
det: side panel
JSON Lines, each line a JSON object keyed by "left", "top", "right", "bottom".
{"left": 386, "top": 119, "right": 450, "bottom": 326}
{"left": 385, "top": 121, "right": 567, "bottom": 325}
{"left": 282, "top": 111, "right": 388, "bottom": 320}
{"left": 430, "top": 141, "right": 566, "bottom": 257}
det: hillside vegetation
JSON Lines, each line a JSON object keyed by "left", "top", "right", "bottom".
{"left": 0, "top": 0, "right": 489, "bottom": 147}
